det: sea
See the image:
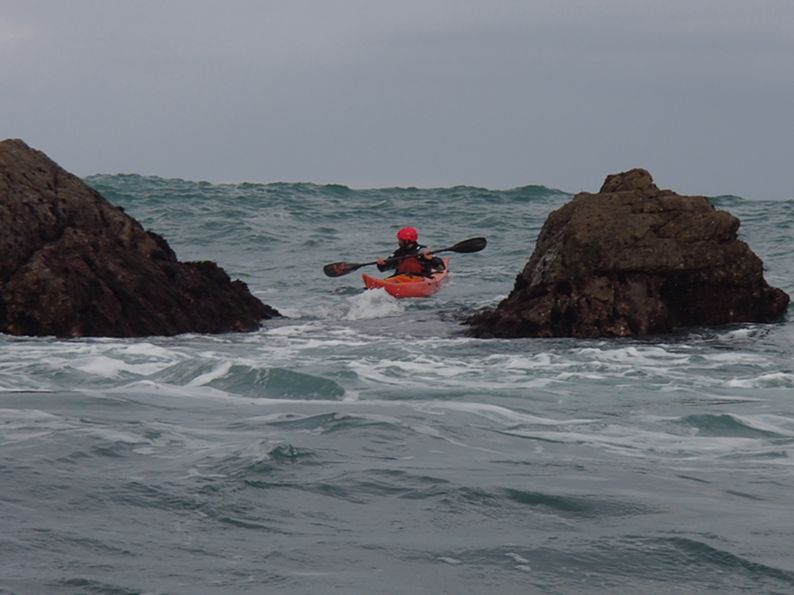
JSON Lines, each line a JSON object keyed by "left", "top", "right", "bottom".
{"left": 1, "top": 175, "right": 792, "bottom": 595}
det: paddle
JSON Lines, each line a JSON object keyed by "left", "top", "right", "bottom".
{"left": 323, "top": 237, "right": 487, "bottom": 277}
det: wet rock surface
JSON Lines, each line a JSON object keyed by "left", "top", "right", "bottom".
{"left": 0, "top": 139, "right": 278, "bottom": 337}
{"left": 468, "top": 168, "right": 789, "bottom": 338}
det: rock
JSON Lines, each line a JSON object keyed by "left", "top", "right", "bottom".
{"left": 467, "top": 168, "right": 789, "bottom": 338}
{"left": 0, "top": 139, "right": 279, "bottom": 337}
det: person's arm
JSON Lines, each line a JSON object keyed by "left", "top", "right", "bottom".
{"left": 377, "top": 255, "right": 397, "bottom": 272}
{"left": 420, "top": 249, "right": 445, "bottom": 271}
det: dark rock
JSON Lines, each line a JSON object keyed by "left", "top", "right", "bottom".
{"left": 468, "top": 168, "right": 789, "bottom": 338}
{"left": 0, "top": 139, "right": 279, "bottom": 337}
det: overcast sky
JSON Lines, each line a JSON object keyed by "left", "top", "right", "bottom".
{"left": 2, "top": 1, "right": 793, "bottom": 198}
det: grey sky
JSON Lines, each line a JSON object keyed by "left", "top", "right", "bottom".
{"left": 2, "top": 0, "right": 793, "bottom": 198}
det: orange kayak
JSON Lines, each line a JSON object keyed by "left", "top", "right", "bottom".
{"left": 362, "top": 258, "right": 450, "bottom": 298}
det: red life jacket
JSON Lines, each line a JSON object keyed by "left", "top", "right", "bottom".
{"left": 396, "top": 255, "right": 426, "bottom": 275}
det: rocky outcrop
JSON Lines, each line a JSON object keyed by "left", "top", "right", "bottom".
{"left": 468, "top": 168, "right": 789, "bottom": 338}
{"left": 0, "top": 139, "right": 279, "bottom": 337}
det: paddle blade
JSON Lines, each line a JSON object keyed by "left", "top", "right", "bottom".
{"left": 323, "top": 261, "right": 361, "bottom": 277}
{"left": 445, "top": 237, "right": 487, "bottom": 254}
{"left": 323, "top": 262, "right": 368, "bottom": 277}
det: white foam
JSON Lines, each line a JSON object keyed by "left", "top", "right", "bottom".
{"left": 265, "top": 322, "right": 324, "bottom": 336}
{"left": 82, "top": 427, "right": 145, "bottom": 444}
{"left": 555, "top": 371, "right": 608, "bottom": 381}
{"left": 344, "top": 288, "right": 405, "bottom": 320}
{"left": 70, "top": 356, "right": 167, "bottom": 378}
{"left": 187, "top": 361, "right": 233, "bottom": 386}
{"left": 275, "top": 287, "right": 406, "bottom": 321}
{"left": 347, "top": 357, "right": 474, "bottom": 387}
{"left": 340, "top": 389, "right": 361, "bottom": 402}
{"left": 271, "top": 305, "right": 305, "bottom": 318}
{"left": 702, "top": 352, "right": 768, "bottom": 365}
{"left": 724, "top": 372, "right": 794, "bottom": 388}
{"left": 118, "top": 342, "right": 179, "bottom": 358}
{"left": 498, "top": 352, "right": 558, "bottom": 369}
{"left": 302, "top": 338, "right": 370, "bottom": 348}
{"left": 0, "top": 409, "right": 77, "bottom": 445}
{"left": 416, "top": 401, "right": 595, "bottom": 427}
{"left": 483, "top": 349, "right": 692, "bottom": 387}
{"left": 348, "top": 354, "right": 570, "bottom": 392}
{"left": 505, "top": 552, "right": 529, "bottom": 564}
{"left": 504, "top": 422, "right": 791, "bottom": 464}
{"left": 730, "top": 414, "right": 794, "bottom": 436}
{"left": 717, "top": 327, "right": 763, "bottom": 341}
{"left": 576, "top": 345, "right": 692, "bottom": 366}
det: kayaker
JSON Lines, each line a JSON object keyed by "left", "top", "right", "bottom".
{"left": 376, "top": 226, "right": 446, "bottom": 277}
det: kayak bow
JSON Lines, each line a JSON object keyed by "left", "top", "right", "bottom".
{"left": 362, "top": 258, "right": 450, "bottom": 298}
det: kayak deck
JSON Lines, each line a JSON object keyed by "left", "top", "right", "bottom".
{"left": 362, "top": 258, "right": 450, "bottom": 298}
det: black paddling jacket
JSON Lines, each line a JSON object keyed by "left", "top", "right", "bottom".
{"left": 377, "top": 243, "right": 446, "bottom": 277}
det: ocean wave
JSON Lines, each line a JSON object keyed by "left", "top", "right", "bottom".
{"left": 2, "top": 173, "right": 792, "bottom": 594}
{"left": 724, "top": 372, "right": 794, "bottom": 388}
{"left": 433, "top": 536, "right": 794, "bottom": 592}
{"left": 501, "top": 488, "right": 655, "bottom": 518}
{"left": 675, "top": 413, "right": 794, "bottom": 438}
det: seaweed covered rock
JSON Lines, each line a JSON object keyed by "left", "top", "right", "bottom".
{"left": 0, "top": 139, "right": 279, "bottom": 337}
{"left": 468, "top": 168, "right": 789, "bottom": 338}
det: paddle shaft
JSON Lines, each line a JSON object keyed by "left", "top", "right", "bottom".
{"left": 323, "top": 237, "right": 486, "bottom": 277}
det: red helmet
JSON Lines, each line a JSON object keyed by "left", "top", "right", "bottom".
{"left": 396, "top": 226, "right": 418, "bottom": 242}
